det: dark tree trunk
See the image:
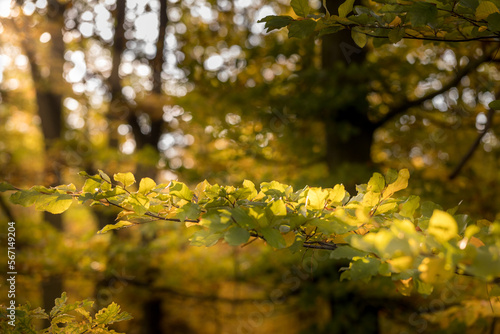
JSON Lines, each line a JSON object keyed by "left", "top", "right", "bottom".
{"left": 318, "top": 2, "right": 380, "bottom": 331}
{"left": 18, "top": 0, "right": 67, "bottom": 326}
{"left": 321, "top": 1, "right": 375, "bottom": 180}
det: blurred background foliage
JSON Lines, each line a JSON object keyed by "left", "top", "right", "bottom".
{"left": 0, "top": 0, "right": 499, "bottom": 333}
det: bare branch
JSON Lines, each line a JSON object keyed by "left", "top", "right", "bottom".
{"left": 374, "top": 51, "right": 493, "bottom": 127}
{"left": 449, "top": 108, "right": 495, "bottom": 179}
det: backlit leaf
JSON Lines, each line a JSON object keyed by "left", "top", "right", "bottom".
{"left": 34, "top": 193, "right": 73, "bottom": 214}
{"left": 383, "top": 169, "right": 410, "bottom": 199}
{"left": 98, "top": 221, "right": 134, "bottom": 234}
{"left": 367, "top": 173, "right": 385, "bottom": 193}
{"left": 95, "top": 302, "right": 132, "bottom": 325}
{"left": 428, "top": 210, "right": 458, "bottom": 242}
{"left": 138, "top": 177, "right": 156, "bottom": 194}
{"left": 306, "top": 187, "right": 329, "bottom": 210}
{"left": 114, "top": 172, "right": 136, "bottom": 188}
{"left": 328, "top": 184, "right": 346, "bottom": 204}
{"left": 169, "top": 181, "right": 194, "bottom": 201}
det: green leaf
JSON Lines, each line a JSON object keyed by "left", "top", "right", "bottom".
{"left": 388, "top": 26, "right": 405, "bottom": 43}
{"left": 34, "top": 193, "right": 73, "bottom": 214}
{"left": 385, "top": 168, "right": 398, "bottom": 184}
{"left": 339, "top": 0, "right": 355, "bottom": 18}
{"left": 459, "top": 0, "right": 479, "bottom": 10}
{"left": 176, "top": 202, "right": 202, "bottom": 222}
{"left": 420, "top": 201, "right": 443, "bottom": 218}
{"left": 258, "top": 15, "right": 294, "bottom": 32}
{"left": 138, "top": 177, "right": 156, "bottom": 194}
{"left": 50, "top": 292, "right": 68, "bottom": 317}
{"left": 113, "top": 172, "right": 136, "bottom": 188}
{"left": 10, "top": 189, "right": 43, "bottom": 207}
{"left": 98, "top": 221, "right": 134, "bottom": 234}
{"left": 400, "top": 196, "right": 420, "bottom": 219}
{"left": 230, "top": 207, "right": 258, "bottom": 229}
{"left": 224, "top": 226, "right": 250, "bottom": 246}
{"left": 169, "top": 181, "right": 194, "bottom": 201}
{"left": 82, "top": 178, "right": 102, "bottom": 193}
{"left": 0, "top": 181, "right": 16, "bottom": 192}
{"left": 261, "top": 227, "right": 287, "bottom": 249}
{"left": 351, "top": 30, "right": 367, "bottom": 48}
{"left": 367, "top": 173, "right": 385, "bottom": 193}
{"left": 476, "top": 1, "right": 499, "bottom": 20}
{"left": 318, "top": 25, "right": 343, "bottom": 37}
{"left": 487, "top": 12, "right": 500, "bottom": 31}
{"left": 51, "top": 314, "right": 75, "bottom": 325}
{"left": 95, "top": 302, "right": 132, "bottom": 325}
{"left": 349, "top": 257, "right": 380, "bottom": 281}
{"left": 414, "top": 278, "right": 434, "bottom": 295}
{"left": 288, "top": 19, "right": 317, "bottom": 38}
{"left": 311, "top": 216, "right": 358, "bottom": 235}
{"left": 428, "top": 210, "right": 458, "bottom": 242}
{"left": 98, "top": 170, "right": 111, "bottom": 183}
{"left": 489, "top": 99, "right": 500, "bottom": 109}
{"left": 291, "top": 0, "right": 310, "bottom": 17}
{"left": 407, "top": 2, "right": 438, "bottom": 27}
{"left": 331, "top": 246, "right": 367, "bottom": 259}
{"left": 190, "top": 229, "right": 221, "bottom": 247}
{"left": 383, "top": 169, "right": 410, "bottom": 198}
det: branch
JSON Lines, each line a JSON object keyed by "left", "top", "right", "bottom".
{"left": 303, "top": 241, "right": 338, "bottom": 251}
{"left": 104, "top": 199, "right": 200, "bottom": 224}
{"left": 449, "top": 107, "right": 495, "bottom": 179}
{"left": 365, "top": 32, "right": 499, "bottom": 43}
{"left": 374, "top": 51, "right": 493, "bottom": 127}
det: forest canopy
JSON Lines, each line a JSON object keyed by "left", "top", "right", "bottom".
{"left": 1, "top": 0, "right": 500, "bottom": 333}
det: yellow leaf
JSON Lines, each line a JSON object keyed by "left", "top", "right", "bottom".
{"left": 388, "top": 256, "right": 414, "bottom": 273}
{"left": 476, "top": 1, "right": 499, "bottom": 20}
{"left": 418, "top": 257, "right": 454, "bottom": 283}
{"left": 428, "top": 210, "right": 458, "bottom": 242}
{"left": 382, "top": 169, "right": 410, "bottom": 199}
{"left": 351, "top": 30, "right": 367, "bottom": 48}
{"left": 283, "top": 231, "right": 296, "bottom": 247}
{"left": 388, "top": 16, "right": 402, "bottom": 27}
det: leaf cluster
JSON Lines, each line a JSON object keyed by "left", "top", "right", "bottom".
{"left": 259, "top": 0, "right": 500, "bottom": 47}
{"left": 2, "top": 169, "right": 500, "bottom": 297}
{"left": 0, "top": 292, "right": 132, "bottom": 334}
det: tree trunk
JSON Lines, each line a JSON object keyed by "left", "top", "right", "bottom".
{"left": 320, "top": 1, "right": 376, "bottom": 187}
{"left": 19, "top": 0, "right": 67, "bottom": 326}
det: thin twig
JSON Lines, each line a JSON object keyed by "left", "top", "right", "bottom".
{"left": 449, "top": 107, "right": 495, "bottom": 179}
